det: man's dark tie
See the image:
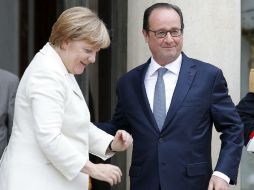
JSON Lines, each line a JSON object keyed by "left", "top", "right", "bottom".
{"left": 153, "top": 67, "right": 167, "bottom": 130}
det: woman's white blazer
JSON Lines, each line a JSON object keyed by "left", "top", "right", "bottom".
{"left": 0, "top": 43, "right": 114, "bottom": 190}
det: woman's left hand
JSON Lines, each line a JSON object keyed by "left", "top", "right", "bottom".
{"left": 110, "top": 130, "right": 133, "bottom": 152}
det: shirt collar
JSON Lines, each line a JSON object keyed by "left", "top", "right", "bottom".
{"left": 147, "top": 54, "right": 182, "bottom": 77}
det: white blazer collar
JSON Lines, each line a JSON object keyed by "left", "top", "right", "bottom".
{"left": 41, "top": 43, "right": 84, "bottom": 100}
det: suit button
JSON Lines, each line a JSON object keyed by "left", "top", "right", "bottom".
{"left": 159, "top": 138, "right": 164, "bottom": 143}
{"left": 161, "top": 162, "right": 168, "bottom": 166}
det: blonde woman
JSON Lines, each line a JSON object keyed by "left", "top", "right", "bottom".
{"left": 0, "top": 7, "right": 132, "bottom": 190}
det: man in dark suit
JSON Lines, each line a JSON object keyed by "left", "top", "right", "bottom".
{"left": 0, "top": 69, "right": 19, "bottom": 157}
{"left": 98, "top": 3, "right": 243, "bottom": 190}
{"left": 237, "top": 92, "right": 254, "bottom": 146}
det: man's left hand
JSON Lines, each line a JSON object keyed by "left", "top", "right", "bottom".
{"left": 208, "top": 175, "right": 229, "bottom": 190}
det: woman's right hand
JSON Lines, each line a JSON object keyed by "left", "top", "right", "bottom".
{"left": 81, "top": 160, "right": 122, "bottom": 186}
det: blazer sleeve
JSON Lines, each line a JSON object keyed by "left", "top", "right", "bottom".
{"left": 88, "top": 122, "right": 114, "bottom": 159}
{"left": 27, "top": 69, "right": 87, "bottom": 180}
{"left": 236, "top": 92, "right": 254, "bottom": 145}
{"left": 210, "top": 69, "right": 244, "bottom": 184}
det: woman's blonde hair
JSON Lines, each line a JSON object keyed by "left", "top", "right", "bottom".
{"left": 49, "top": 7, "right": 110, "bottom": 48}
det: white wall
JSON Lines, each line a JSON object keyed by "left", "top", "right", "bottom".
{"left": 127, "top": 1, "right": 241, "bottom": 189}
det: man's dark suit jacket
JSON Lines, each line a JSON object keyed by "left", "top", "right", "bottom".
{"left": 237, "top": 92, "right": 254, "bottom": 145}
{"left": 0, "top": 69, "right": 19, "bottom": 157}
{"left": 98, "top": 53, "right": 243, "bottom": 190}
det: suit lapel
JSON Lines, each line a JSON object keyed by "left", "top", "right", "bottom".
{"left": 136, "top": 59, "right": 161, "bottom": 133}
{"left": 163, "top": 53, "right": 197, "bottom": 130}
{"left": 66, "top": 74, "right": 84, "bottom": 100}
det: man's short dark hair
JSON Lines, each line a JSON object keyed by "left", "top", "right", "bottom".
{"left": 143, "top": 3, "right": 184, "bottom": 31}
